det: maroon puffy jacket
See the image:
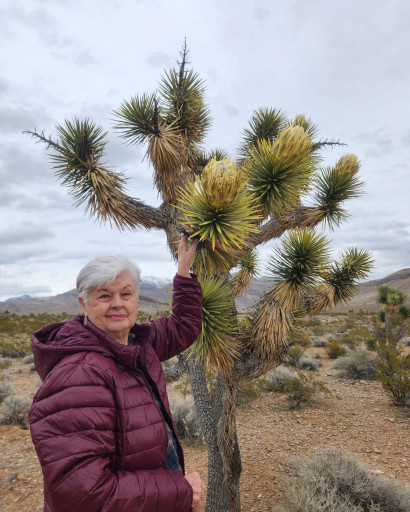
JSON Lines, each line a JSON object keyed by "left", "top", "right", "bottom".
{"left": 29, "top": 274, "right": 202, "bottom": 512}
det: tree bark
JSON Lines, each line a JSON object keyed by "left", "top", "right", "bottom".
{"left": 187, "top": 358, "right": 242, "bottom": 511}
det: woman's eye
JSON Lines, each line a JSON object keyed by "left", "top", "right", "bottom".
{"left": 122, "top": 292, "right": 132, "bottom": 297}
{"left": 99, "top": 294, "right": 110, "bottom": 299}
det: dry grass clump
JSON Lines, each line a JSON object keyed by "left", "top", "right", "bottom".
{"left": 0, "top": 394, "right": 31, "bottom": 426}
{"left": 0, "top": 357, "right": 13, "bottom": 369}
{"left": 325, "top": 340, "right": 347, "bottom": 359}
{"left": 263, "top": 366, "right": 296, "bottom": 392}
{"left": 22, "top": 354, "right": 34, "bottom": 364}
{"left": 334, "top": 350, "right": 378, "bottom": 380}
{"left": 274, "top": 448, "right": 410, "bottom": 512}
{"left": 0, "top": 381, "right": 14, "bottom": 403}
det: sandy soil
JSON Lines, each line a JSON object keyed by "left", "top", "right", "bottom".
{"left": 0, "top": 347, "right": 409, "bottom": 512}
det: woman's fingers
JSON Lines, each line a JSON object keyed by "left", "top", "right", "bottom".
{"left": 185, "top": 472, "right": 206, "bottom": 511}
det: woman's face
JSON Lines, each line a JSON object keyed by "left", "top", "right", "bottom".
{"left": 79, "top": 271, "right": 138, "bottom": 344}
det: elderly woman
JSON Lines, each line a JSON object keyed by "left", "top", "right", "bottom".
{"left": 29, "top": 235, "right": 205, "bottom": 512}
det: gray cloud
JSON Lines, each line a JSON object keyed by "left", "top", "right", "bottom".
{"left": 224, "top": 105, "right": 240, "bottom": 117}
{"left": 0, "top": 221, "right": 54, "bottom": 246}
{"left": 146, "top": 51, "right": 172, "bottom": 67}
{"left": 0, "top": 106, "right": 51, "bottom": 134}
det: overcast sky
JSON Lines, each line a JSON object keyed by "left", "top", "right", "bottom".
{"left": 1, "top": 0, "right": 409, "bottom": 301}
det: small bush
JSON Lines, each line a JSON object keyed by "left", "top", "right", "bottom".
{"left": 326, "top": 340, "right": 347, "bottom": 359}
{"left": 288, "top": 328, "right": 312, "bottom": 348}
{"left": 0, "top": 394, "right": 31, "bottom": 426}
{"left": 0, "top": 357, "right": 13, "bottom": 369}
{"left": 286, "top": 345, "right": 305, "bottom": 368}
{"left": 263, "top": 366, "right": 296, "bottom": 392}
{"left": 282, "top": 371, "right": 330, "bottom": 409}
{"left": 22, "top": 354, "right": 34, "bottom": 364}
{"left": 273, "top": 448, "right": 410, "bottom": 512}
{"left": 365, "top": 337, "right": 378, "bottom": 351}
{"left": 334, "top": 350, "right": 378, "bottom": 380}
{"left": 235, "top": 380, "right": 265, "bottom": 406}
{"left": 376, "top": 345, "right": 410, "bottom": 407}
{"left": 312, "top": 337, "right": 328, "bottom": 347}
{"left": 298, "top": 355, "right": 320, "bottom": 370}
{"left": 0, "top": 335, "right": 31, "bottom": 358}
{"left": 0, "top": 382, "right": 14, "bottom": 403}
{"left": 170, "top": 395, "right": 204, "bottom": 446}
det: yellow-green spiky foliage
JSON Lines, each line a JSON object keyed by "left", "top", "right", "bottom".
{"left": 243, "top": 125, "right": 317, "bottom": 218}
{"left": 177, "top": 158, "right": 261, "bottom": 272}
{"left": 313, "top": 154, "right": 363, "bottom": 229}
{"left": 231, "top": 249, "right": 259, "bottom": 298}
{"left": 188, "top": 275, "right": 240, "bottom": 372}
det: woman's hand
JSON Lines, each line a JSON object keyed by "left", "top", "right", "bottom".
{"left": 185, "top": 472, "right": 206, "bottom": 512}
{"left": 177, "top": 234, "right": 199, "bottom": 278}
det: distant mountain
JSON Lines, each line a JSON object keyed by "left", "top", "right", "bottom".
{"left": 1, "top": 269, "right": 409, "bottom": 315}
{"left": 333, "top": 267, "right": 410, "bottom": 312}
{"left": 0, "top": 277, "right": 172, "bottom": 315}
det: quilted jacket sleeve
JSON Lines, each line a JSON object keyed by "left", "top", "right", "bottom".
{"left": 149, "top": 274, "right": 202, "bottom": 362}
{"left": 29, "top": 357, "right": 193, "bottom": 512}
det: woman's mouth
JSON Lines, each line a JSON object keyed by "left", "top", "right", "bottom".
{"left": 108, "top": 315, "right": 127, "bottom": 320}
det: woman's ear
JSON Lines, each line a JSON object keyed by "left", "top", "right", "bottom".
{"left": 78, "top": 297, "right": 87, "bottom": 314}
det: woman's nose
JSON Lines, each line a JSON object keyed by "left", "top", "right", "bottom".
{"left": 111, "top": 294, "right": 123, "bottom": 307}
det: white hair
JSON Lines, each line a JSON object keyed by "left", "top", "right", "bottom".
{"left": 76, "top": 255, "right": 141, "bottom": 303}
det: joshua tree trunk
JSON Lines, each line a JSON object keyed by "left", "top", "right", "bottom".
{"left": 187, "top": 358, "right": 242, "bottom": 512}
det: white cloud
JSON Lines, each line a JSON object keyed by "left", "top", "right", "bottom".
{"left": 0, "top": 0, "right": 409, "bottom": 301}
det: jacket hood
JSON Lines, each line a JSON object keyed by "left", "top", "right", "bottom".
{"left": 32, "top": 315, "right": 152, "bottom": 381}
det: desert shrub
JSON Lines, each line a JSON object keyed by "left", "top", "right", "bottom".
{"left": 288, "top": 328, "right": 312, "bottom": 348}
{"left": 305, "top": 317, "right": 322, "bottom": 327}
{"left": 309, "top": 325, "right": 326, "bottom": 336}
{"left": 235, "top": 380, "right": 265, "bottom": 406}
{"left": 273, "top": 448, "right": 410, "bottom": 512}
{"left": 282, "top": 371, "right": 330, "bottom": 409}
{"left": 298, "top": 355, "right": 320, "bottom": 370}
{"left": 263, "top": 366, "right": 296, "bottom": 392}
{"left": 0, "top": 394, "right": 31, "bottom": 426}
{"left": 325, "top": 340, "right": 347, "bottom": 359}
{"left": 365, "top": 337, "right": 378, "bottom": 351}
{"left": 0, "top": 382, "right": 14, "bottom": 403}
{"left": 0, "top": 335, "right": 31, "bottom": 358}
{"left": 312, "top": 337, "right": 328, "bottom": 347}
{"left": 376, "top": 345, "right": 410, "bottom": 407}
{"left": 169, "top": 395, "right": 204, "bottom": 446}
{"left": 0, "top": 357, "right": 13, "bottom": 369}
{"left": 286, "top": 345, "right": 305, "bottom": 367}
{"left": 22, "top": 354, "right": 34, "bottom": 364}
{"left": 334, "top": 350, "right": 378, "bottom": 380}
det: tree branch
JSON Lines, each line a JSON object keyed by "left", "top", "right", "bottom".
{"left": 23, "top": 129, "right": 66, "bottom": 153}
{"left": 312, "top": 139, "right": 347, "bottom": 151}
{"left": 248, "top": 205, "right": 321, "bottom": 247}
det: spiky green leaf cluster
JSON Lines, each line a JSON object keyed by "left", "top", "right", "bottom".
{"left": 323, "top": 248, "right": 374, "bottom": 304}
{"left": 188, "top": 275, "right": 240, "bottom": 371}
{"left": 50, "top": 118, "right": 127, "bottom": 209}
{"left": 267, "top": 228, "right": 330, "bottom": 297}
{"left": 238, "top": 249, "right": 259, "bottom": 275}
{"left": 112, "top": 93, "right": 158, "bottom": 146}
{"left": 243, "top": 129, "right": 316, "bottom": 216}
{"left": 53, "top": 118, "right": 107, "bottom": 171}
{"left": 239, "top": 107, "right": 287, "bottom": 157}
{"left": 314, "top": 154, "right": 364, "bottom": 229}
{"left": 177, "top": 178, "right": 260, "bottom": 252}
{"left": 377, "top": 284, "right": 405, "bottom": 307}
{"left": 159, "top": 68, "right": 211, "bottom": 143}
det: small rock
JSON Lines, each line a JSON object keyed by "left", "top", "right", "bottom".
{"left": 370, "top": 469, "right": 384, "bottom": 475}
{"left": 373, "top": 448, "right": 382, "bottom": 454}
{"left": 7, "top": 473, "right": 18, "bottom": 483}
{"left": 387, "top": 418, "right": 395, "bottom": 422}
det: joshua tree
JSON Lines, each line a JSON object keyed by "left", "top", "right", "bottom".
{"left": 26, "top": 43, "right": 373, "bottom": 512}
{"left": 373, "top": 284, "right": 409, "bottom": 351}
